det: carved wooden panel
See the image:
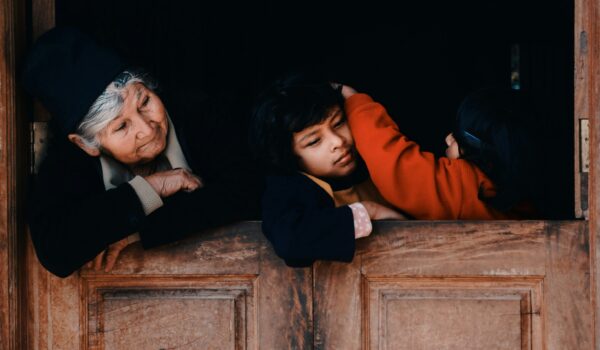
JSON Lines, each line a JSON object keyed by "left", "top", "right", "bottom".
{"left": 364, "top": 278, "right": 542, "bottom": 350}
{"left": 314, "top": 221, "right": 591, "bottom": 350}
{"left": 23, "top": 221, "right": 594, "bottom": 349}
{"left": 26, "top": 223, "right": 314, "bottom": 349}
{"left": 83, "top": 277, "right": 256, "bottom": 349}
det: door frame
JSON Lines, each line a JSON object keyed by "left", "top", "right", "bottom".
{"left": 578, "top": 0, "right": 600, "bottom": 347}
{"left": 1, "top": 0, "right": 599, "bottom": 348}
{"left": 0, "top": 0, "right": 27, "bottom": 348}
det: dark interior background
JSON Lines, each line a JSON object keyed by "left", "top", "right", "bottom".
{"left": 53, "top": 0, "right": 574, "bottom": 218}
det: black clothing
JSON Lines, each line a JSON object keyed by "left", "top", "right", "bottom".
{"left": 261, "top": 173, "right": 356, "bottom": 268}
{"left": 28, "top": 90, "right": 263, "bottom": 277}
{"left": 22, "top": 27, "right": 127, "bottom": 137}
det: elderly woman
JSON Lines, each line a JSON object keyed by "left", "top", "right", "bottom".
{"left": 23, "top": 27, "right": 262, "bottom": 278}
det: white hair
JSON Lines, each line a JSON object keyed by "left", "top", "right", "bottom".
{"left": 74, "top": 70, "right": 158, "bottom": 148}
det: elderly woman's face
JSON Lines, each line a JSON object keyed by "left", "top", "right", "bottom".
{"left": 97, "top": 82, "right": 168, "bottom": 166}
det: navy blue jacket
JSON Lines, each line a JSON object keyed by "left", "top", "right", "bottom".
{"left": 261, "top": 173, "right": 356, "bottom": 267}
{"left": 28, "top": 90, "right": 263, "bottom": 277}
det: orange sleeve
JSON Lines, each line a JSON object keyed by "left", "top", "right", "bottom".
{"left": 345, "top": 93, "right": 505, "bottom": 220}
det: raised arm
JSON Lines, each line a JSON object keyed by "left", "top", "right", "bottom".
{"left": 344, "top": 92, "right": 504, "bottom": 219}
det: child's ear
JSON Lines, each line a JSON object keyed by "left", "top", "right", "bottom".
{"left": 67, "top": 134, "right": 100, "bottom": 157}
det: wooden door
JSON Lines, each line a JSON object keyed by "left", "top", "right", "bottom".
{"left": 25, "top": 221, "right": 591, "bottom": 349}
{"left": 25, "top": 223, "right": 313, "bottom": 349}
{"left": 314, "top": 221, "right": 591, "bottom": 349}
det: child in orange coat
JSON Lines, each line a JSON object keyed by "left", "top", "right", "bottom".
{"left": 342, "top": 85, "right": 538, "bottom": 219}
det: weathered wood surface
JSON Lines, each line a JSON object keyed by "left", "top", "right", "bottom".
{"left": 576, "top": 0, "right": 600, "bottom": 348}
{"left": 23, "top": 219, "right": 594, "bottom": 350}
{"left": 315, "top": 221, "right": 591, "bottom": 350}
{"left": 27, "top": 222, "right": 313, "bottom": 349}
{"left": 0, "top": 0, "right": 27, "bottom": 348}
{"left": 575, "top": 0, "right": 591, "bottom": 218}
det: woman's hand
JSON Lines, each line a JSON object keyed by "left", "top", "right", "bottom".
{"left": 144, "top": 168, "right": 203, "bottom": 198}
{"left": 87, "top": 233, "right": 140, "bottom": 272}
{"left": 361, "top": 200, "right": 407, "bottom": 220}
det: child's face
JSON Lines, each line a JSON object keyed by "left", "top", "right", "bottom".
{"left": 292, "top": 106, "right": 357, "bottom": 178}
{"left": 445, "top": 133, "right": 461, "bottom": 159}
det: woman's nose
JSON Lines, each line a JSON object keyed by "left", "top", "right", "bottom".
{"left": 445, "top": 133, "right": 454, "bottom": 147}
{"left": 135, "top": 114, "right": 153, "bottom": 138}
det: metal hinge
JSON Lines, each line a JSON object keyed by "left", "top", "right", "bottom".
{"left": 579, "top": 118, "right": 589, "bottom": 218}
{"left": 580, "top": 119, "right": 589, "bottom": 172}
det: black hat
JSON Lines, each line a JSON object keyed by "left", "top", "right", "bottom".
{"left": 22, "top": 27, "right": 127, "bottom": 137}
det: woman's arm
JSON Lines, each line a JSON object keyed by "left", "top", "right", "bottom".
{"left": 137, "top": 168, "right": 263, "bottom": 248}
{"left": 29, "top": 168, "right": 146, "bottom": 278}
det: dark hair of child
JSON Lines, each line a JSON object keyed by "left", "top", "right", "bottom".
{"left": 249, "top": 73, "right": 345, "bottom": 174}
{"left": 453, "top": 87, "right": 540, "bottom": 212}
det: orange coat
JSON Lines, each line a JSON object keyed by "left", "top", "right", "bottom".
{"left": 345, "top": 93, "right": 506, "bottom": 220}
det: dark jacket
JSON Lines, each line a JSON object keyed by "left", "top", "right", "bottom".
{"left": 28, "top": 90, "right": 263, "bottom": 277}
{"left": 261, "top": 173, "right": 356, "bottom": 267}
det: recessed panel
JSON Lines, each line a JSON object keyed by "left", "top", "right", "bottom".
{"left": 101, "top": 290, "right": 238, "bottom": 349}
{"left": 84, "top": 278, "right": 255, "bottom": 350}
{"left": 384, "top": 297, "right": 521, "bottom": 350}
{"left": 365, "top": 278, "right": 542, "bottom": 350}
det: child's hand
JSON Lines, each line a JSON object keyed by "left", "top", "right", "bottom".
{"left": 361, "top": 201, "right": 407, "bottom": 220}
{"left": 341, "top": 85, "right": 358, "bottom": 99}
{"left": 330, "top": 82, "right": 358, "bottom": 99}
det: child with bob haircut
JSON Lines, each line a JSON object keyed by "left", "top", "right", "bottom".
{"left": 446, "top": 87, "right": 540, "bottom": 215}
{"left": 250, "top": 74, "right": 404, "bottom": 267}
{"left": 343, "top": 85, "right": 539, "bottom": 219}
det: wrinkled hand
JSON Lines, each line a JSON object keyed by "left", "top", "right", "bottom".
{"left": 361, "top": 200, "right": 407, "bottom": 220}
{"left": 87, "top": 233, "right": 140, "bottom": 272}
{"left": 144, "top": 168, "right": 203, "bottom": 198}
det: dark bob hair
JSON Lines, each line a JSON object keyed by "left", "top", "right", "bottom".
{"left": 249, "top": 73, "right": 345, "bottom": 173}
{"left": 453, "top": 87, "right": 539, "bottom": 212}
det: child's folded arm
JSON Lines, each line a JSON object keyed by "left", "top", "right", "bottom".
{"left": 261, "top": 176, "right": 357, "bottom": 266}
{"left": 345, "top": 94, "right": 502, "bottom": 220}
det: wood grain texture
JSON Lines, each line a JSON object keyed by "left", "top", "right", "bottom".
{"left": 365, "top": 279, "right": 541, "bottom": 350}
{"left": 575, "top": 0, "right": 590, "bottom": 218}
{"left": 258, "top": 237, "right": 313, "bottom": 350}
{"left": 0, "top": 0, "right": 27, "bottom": 348}
{"left": 360, "top": 221, "right": 545, "bottom": 276}
{"left": 83, "top": 277, "right": 256, "bottom": 349}
{"left": 26, "top": 235, "right": 81, "bottom": 350}
{"left": 28, "top": 222, "right": 313, "bottom": 349}
{"left": 314, "top": 221, "right": 591, "bottom": 349}
{"left": 23, "top": 220, "right": 593, "bottom": 349}
{"left": 577, "top": 0, "right": 600, "bottom": 347}
{"left": 79, "top": 224, "right": 262, "bottom": 276}
{"left": 313, "top": 257, "right": 363, "bottom": 350}
{"left": 545, "top": 221, "right": 592, "bottom": 349}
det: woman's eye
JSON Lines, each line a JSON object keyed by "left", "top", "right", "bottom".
{"left": 114, "top": 122, "right": 127, "bottom": 132}
{"left": 140, "top": 96, "right": 150, "bottom": 108}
